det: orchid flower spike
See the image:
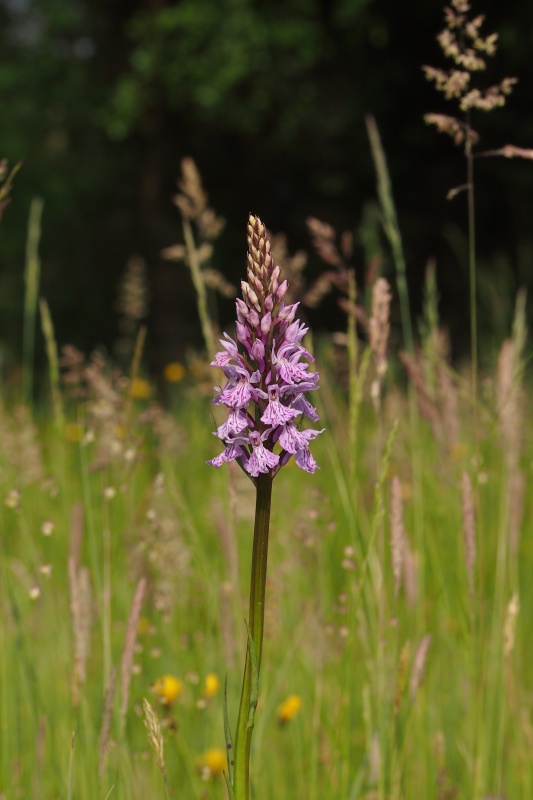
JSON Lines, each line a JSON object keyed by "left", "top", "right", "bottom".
{"left": 207, "top": 214, "right": 324, "bottom": 480}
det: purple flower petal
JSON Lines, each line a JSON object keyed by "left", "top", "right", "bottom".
{"left": 260, "top": 384, "right": 301, "bottom": 426}
{"left": 245, "top": 431, "right": 280, "bottom": 477}
{"left": 279, "top": 423, "right": 325, "bottom": 454}
{"left": 210, "top": 333, "right": 240, "bottom": 367}
{"left": 216, "top": 409, "right": 249, "bottom": 439}
{"left": 292, "top": 394, "right": 320, "bottom": 422}
{"left": 271, "top": 341, "right": 315, "bottom": 385}
{"left": 207, "top": 442, "right": 247, "bottom": 468}
{"left": 295, "top": 446, "right": 319, "bottom": 473}
{"left": 214, "top": 368, "right": 265, "bottom": 409}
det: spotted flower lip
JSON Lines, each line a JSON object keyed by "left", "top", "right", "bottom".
{"left": 207, "top": 214, "right": 324, "bottom": 479}
{"left": 216, "top": 408, "right": 250, "bottom": 439}
{"left": 260, "top": 385, "right": 301, "bottom": 426}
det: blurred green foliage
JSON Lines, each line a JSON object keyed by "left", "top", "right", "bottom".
{"left": 0, "top": 0, "right": 532, "bottom": 370}
{"left": 106, "top": 0, "right": 346, "bottom": 140}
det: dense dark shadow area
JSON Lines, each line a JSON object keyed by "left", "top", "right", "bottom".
{"left": 1, "top": 0, "right": 532, "bottom": 372}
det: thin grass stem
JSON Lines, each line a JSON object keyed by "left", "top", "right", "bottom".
{"left": 366, "top": 116, "right": 413, "bottom": 355}
{"left": 182, "top": 217, "right": 215, "bottom": 355}
{"left": 22, "top": 197, "right": 43, "bottom": 406}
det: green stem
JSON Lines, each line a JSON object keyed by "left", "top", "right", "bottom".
{"left": 346, "top": 269, "right": 358, "bottom": 483}
{"left": 233, "top": 472, "right": 273, "bottom": 800}
{"left": 22, "top": 197, "right": 43, "bottom": 406}
{"left": 182, "top": 217, "right": 215, "bottom": 355}
{"left": 466, "top": 135, "right": 478, "bottom": 423}
{"left": 366, "top": 115, "right": 413, "bottom": 355}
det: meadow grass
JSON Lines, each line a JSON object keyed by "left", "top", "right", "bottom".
{"left": 2, "top": 19, "right": 531, "bottom": 789}
{"left": 0, "top": 319, "right": 531, "bottom": 800}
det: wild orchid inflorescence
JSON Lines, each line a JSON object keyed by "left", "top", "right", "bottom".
{"left": 208, "top": 214, "right": 324, "bottom": 480}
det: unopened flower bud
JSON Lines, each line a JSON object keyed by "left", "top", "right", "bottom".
{"left": 236, "top": 322, "right": 249, "bottom": 346}
{"left": 276, "top": 280, "right": 288, "bottom": 300}
{"left": 236, "top": 298, "right": 249, "bottom": 319}
{"left": 248, "top": 308, "right": 260, "bottom": 328}
{"left": 277, "top": 302, "right": 299, "bottom": 323}
{"left": 261, "top": 312, "right": 272, "bottom": 335}
{"left": 270, "top": 265, "right": 280, "bottom": 288}
{"left": 247, "top": 287, "right": 260, "bottom": 311}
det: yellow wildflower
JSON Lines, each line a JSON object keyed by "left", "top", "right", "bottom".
{"left": 131, "top": 377, "right": 152, "bottom": 400}
{"left": 152, "top": 675, "right": 183, "bottom": 707}
{"left": 451, "top": 441, "right": 468, "bottom": 461}
{"left": 114, "top": 423, "right": 126, "bottom": 440}
{"left": 137, "top": 616, "right": 151, "bottom": 637}
{"left": 164, "top": 362, "right": 186, "bottom": 383}
{"left": 199, "top": 748, "right": 227, "bottom": 778}
{"left": 277, "top": 694, "right": 302, "bottom": 725}
{"left": 65, "top": 422, "right": 83, "bottom": 443}
{"left": 204, "top": 673, "right": 220, "bottom": 699}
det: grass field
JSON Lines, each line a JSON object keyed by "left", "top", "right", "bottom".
{"left": 2, "top": 28, "right": 532, "bottom": 789}
{"left": 0, "top": 313, "right": 531, "bottom": 799}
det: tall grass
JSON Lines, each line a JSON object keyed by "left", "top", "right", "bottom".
{"left": 0, "top": 304, "right": 530, "bottom": 798}
{"left": 1, "top": 5, "right": 531, "bottom": 789}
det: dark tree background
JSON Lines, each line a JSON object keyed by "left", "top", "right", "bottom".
{"left": 1, "top": 0, "right": 532, "bottom": 375}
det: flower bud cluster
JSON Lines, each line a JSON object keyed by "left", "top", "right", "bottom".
{"left": 207, "top": 214, "right": 324, "bottom": 478}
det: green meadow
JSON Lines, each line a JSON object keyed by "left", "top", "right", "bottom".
{"left": 1, "top": 3, "right": 532, "bottom": 791}
{"left": 0, "top": 299, "right": 531, "bottom": 799}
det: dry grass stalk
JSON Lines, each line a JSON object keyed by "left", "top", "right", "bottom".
{"left": 162, "top": 157, "right": 228, "bottom": 355}
{"left": 460, "top": 472, "right": 476, "bottom": 596}
{"left": 410, "top": 634, "right": 432, "bottom": 703}
{"left": 69, "top": 501, "right": 84, "bottom": 569}
{"left": 424, "top": 113, "right": 478, "bottom": 148}
{"left": 496, "top": 338, "right": 522, "bottom": 474}
{"left": 389, "top": 475, "right": 418, "bottom": 607}
{"left": 369, "top": 278, "right": 392, "bottom": 407}
{"left": 400, "top": 350, "right": 444, "bottom": 443}
{"left": 68, "top": 558, "right": 92, "bottom": 706}
{"left": 424, "top": 0, "right": 518, "bottom": 140}
{"left": 116, "top": 255, "right": 150, "bottom": 323}
{"left": 115, "top": 255, "right": 150, "bottom": 363}
{"left": 143, "top": 698, "right": 167, "bottom": 779}
{"left": 400, "top": 339, "right": 461, "bottom": 453}
{"left": 438, "top": 361, "right": 460, "bottom": 446}
{"left": 120, "top": 576, "right": 147, "bottom": 730}
{"left": 306, "top": 217, "right": 344, "bottom": 268}
{"left": 478, "top": 144, "right": 533, "bottom": 160}
{"left": 59, "top": 345, "right": 86, "bottom": 398}
{"left": 173, "top": 157, "right": 208, "bottom": 223}
{"left": 305, "top": 216, "right": 369, "bottom": 328}
{"left": 163, "top": 158, "right": 226, "bottom": 275}
{"left": 99, "top": 666, "right": 117, "bottom": 781}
